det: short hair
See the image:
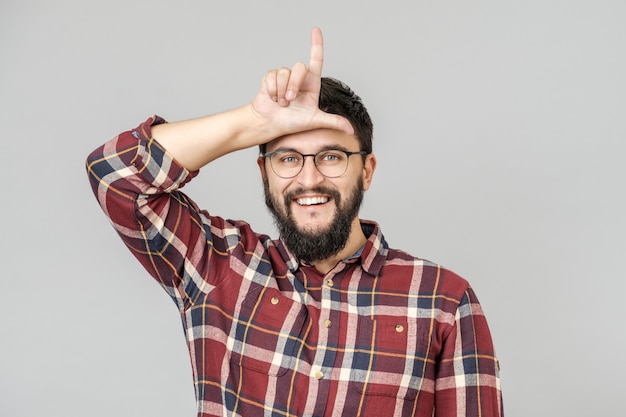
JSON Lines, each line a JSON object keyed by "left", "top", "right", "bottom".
{"left": 259, "top": 77, "right": 373, "bottom": 154}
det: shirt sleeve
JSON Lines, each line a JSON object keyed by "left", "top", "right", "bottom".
{"left": 85, "top": 116, "right": 232, "bottom": 310}
{"left": 435, "top": 286, "right": 504, "bottom": 417}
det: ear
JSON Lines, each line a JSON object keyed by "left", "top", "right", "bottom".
{"left": 361, "top": 154, "right": 377, "bottom": 191}
{"left": 257, "top": 156, "right": 268, "bottom": 181}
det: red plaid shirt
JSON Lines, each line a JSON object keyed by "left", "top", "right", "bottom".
{"left": 86, "top": 116, "right": 503, "bottom": 417}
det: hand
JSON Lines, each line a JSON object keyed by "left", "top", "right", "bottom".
{"left": 251, "top": 27, "right": 354, "bottom": 138}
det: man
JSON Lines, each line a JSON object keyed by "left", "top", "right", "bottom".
{"left": 86, "top": 28, "right": 503, "bottom": 417}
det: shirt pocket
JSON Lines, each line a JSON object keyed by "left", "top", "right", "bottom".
{"left": 229, "top": 287, "right": 308, "bottom": 377}
{"left": 353, "top": 316, "right": 431, "bottom": 400}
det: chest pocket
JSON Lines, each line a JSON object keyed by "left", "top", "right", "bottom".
{"left": 352, "top": 316, "right": 431, "bottom": 400}
{"left": 230, "top": 287, "right": 308, "bottom": 377}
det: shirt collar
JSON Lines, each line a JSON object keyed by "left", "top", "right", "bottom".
{"left": 276, "top": 219, "right": 389, "bottom": 277}
{"left": 356, "top": 220, "right": 389, "bottom": 276}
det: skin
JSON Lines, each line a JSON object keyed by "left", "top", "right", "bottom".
{"left": 152, "top": 27, "right": 376, "bottom": 274}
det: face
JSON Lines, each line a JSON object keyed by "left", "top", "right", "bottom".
{"left": 258, "top": 129, "right": 376, "bottom": 263}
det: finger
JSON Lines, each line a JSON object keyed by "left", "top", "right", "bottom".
{"left": 285, "top": 61, "right": 307, "bottom": 101}
{"left": 276, "top": 67, "right": 291, "bottom": 106}
{"left": 313, "top": 110, "right": 355, "bottom": 136}
{"left": 264, "top": 69, "right": 279, "bottom": 102}
{"left": 308, "top": 27, "right": 324, "bottom": 77}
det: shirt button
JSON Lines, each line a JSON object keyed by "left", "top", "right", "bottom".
{"left": 271, "top": 297, "right": 279, "bottom": 305}
{"left": 326, "top": 279, "right": 334, "bottom": 287}
{"left": 395, "top": 324, "right": 404, "bottom": 333}
{"left": 315, "top": 371, "right": 324, "bottom": 380}
{"left": 323, "top": 319, "right": 332, "bottom": 328}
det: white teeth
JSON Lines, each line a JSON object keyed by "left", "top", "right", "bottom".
{"left": 296, "top": 197, "right": 329, "bottom": 206}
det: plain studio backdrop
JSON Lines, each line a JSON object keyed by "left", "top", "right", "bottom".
{"left": 1, "top": 1, "right": 624, "bottom": 416}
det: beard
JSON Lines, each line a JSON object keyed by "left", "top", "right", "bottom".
{"left": 264, "top": 178, "right": 364, "bottom": 264}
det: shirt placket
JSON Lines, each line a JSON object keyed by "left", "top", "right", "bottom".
{"left": 308, "top": 263, "right": 348, "bottom": 417}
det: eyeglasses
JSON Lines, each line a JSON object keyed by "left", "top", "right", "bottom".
{"left": 261, "top": 149, "right": 368, "bottom": 179}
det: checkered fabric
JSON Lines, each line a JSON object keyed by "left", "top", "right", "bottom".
{"left": 86, "top": 116, "right": 503, "bottom": 417}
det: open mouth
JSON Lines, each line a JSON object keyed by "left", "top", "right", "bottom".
{"left": 295, "top": 196, "right": 330, "bottom": 206}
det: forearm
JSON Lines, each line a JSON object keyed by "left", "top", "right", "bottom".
{"left": 151, "top": 104, "right": 273, "bottom": 171}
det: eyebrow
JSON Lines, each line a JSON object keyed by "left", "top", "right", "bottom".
{"left": 271, "top": 144, "right": 352, "bottom": 154}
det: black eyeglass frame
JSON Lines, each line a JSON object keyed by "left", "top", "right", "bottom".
{"left": 260, "top": 149, "right": 369, "bottom": 179}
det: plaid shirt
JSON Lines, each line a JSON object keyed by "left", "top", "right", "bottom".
{"left": 86, "top": 116, "right": 503, "bottom": 417}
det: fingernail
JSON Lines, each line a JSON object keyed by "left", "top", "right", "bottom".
{"left": 285, "top": 90, "right": 295, "bottom": 101}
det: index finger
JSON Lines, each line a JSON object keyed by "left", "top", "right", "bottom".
{"left": 308, "top": 27, "right": 324, "bottom": 76}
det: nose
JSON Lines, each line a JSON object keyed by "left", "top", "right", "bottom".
{"left": 296, "top": 155, "right": 325, "bottom": 188}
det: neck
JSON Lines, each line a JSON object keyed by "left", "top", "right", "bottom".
{"left": 309, "top": 217, "right": 366, "bottom": 274}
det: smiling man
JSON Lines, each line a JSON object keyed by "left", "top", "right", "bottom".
{"left": 86, "top": 28, "right": 503, "bottom": 417}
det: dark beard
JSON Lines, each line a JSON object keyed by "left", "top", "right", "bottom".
{"left": 264, "top": 179, "right": 364, "bottom": 263}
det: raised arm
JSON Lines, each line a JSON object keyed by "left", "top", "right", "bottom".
{"left": 152, "top": 27, "right": 353, "bottom": 171}
{"left": 85, "top": 28, "right": 355, "bottom": 299}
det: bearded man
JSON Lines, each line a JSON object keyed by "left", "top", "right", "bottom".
{"left": 86, "top": 28, "right": 503, "bottom": 417}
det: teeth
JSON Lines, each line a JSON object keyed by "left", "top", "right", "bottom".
{"left": 296, "top": 197, "right": 329, "bottom": 206}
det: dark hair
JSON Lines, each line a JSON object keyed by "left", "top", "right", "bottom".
{"left": 259, "top": 77, "right": 373, "bottom": 154}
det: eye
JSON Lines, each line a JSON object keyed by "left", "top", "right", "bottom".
{"left": 317, "top": 150, "right": 346, "bottom": 164}
{"left": 275, "top": 152, "right": 301, "bottom": 165}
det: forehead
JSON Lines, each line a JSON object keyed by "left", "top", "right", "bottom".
{"left": 266, "top": 128, "right": 359, "bottom": 153}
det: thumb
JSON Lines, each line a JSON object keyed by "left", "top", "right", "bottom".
{"left": 311, "top": 110, "right": 355, "bottom": 136}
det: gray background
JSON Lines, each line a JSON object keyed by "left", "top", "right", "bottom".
{"left": 1, "top": 1, "right": 624, "bottom": 416}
